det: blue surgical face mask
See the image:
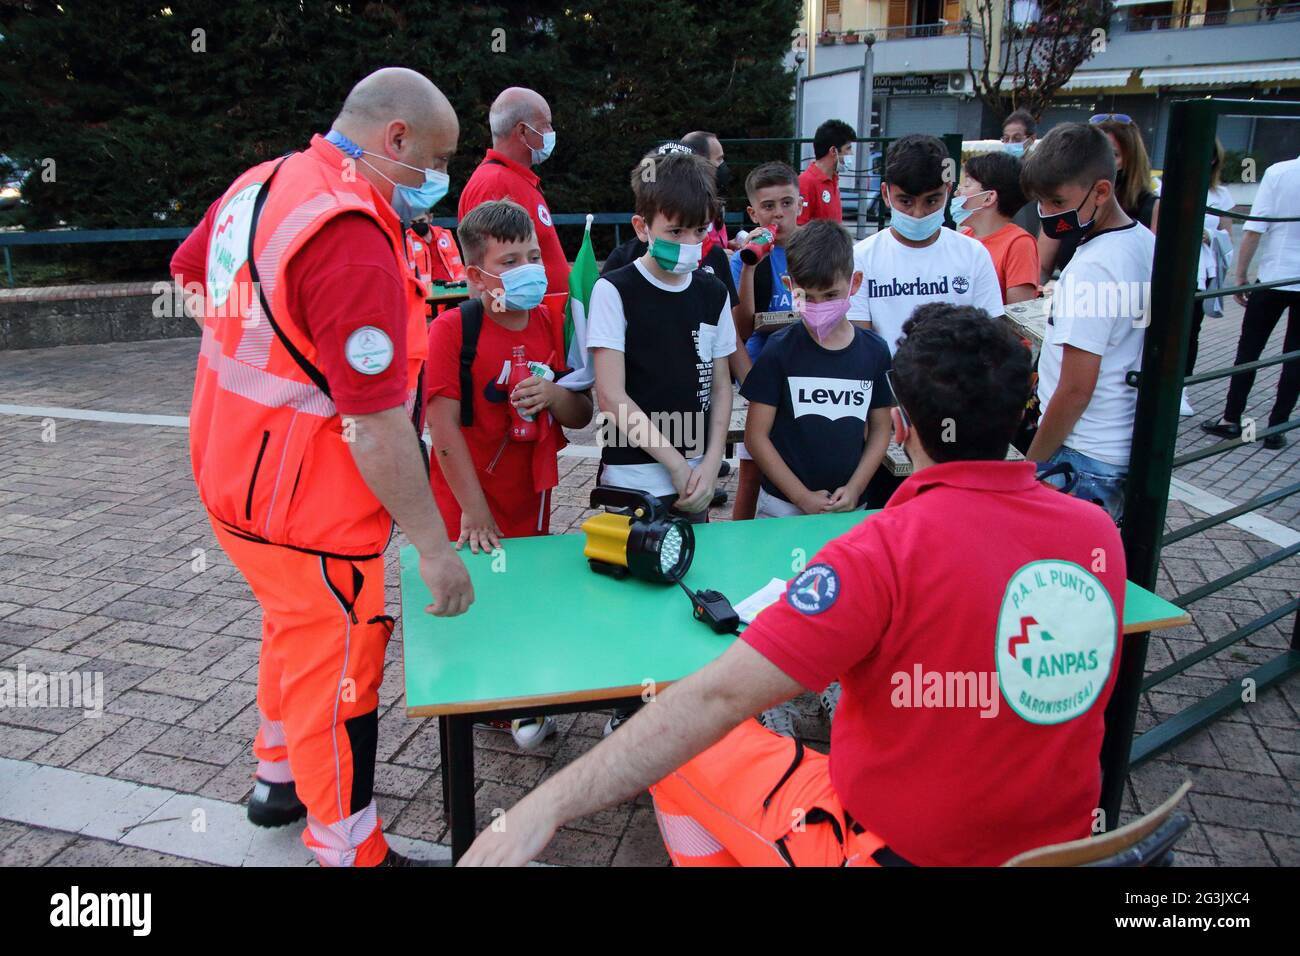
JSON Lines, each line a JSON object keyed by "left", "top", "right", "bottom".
{"left": 949, "top": 190, "right": 991, "bottom": 226}
{"left": 887, "top": 187, "right": 946, "bottom": 241}
{"left": 481, "top": 262, "right": 548, "bottom": 311}
{"left": 324, "top": 129, "right": 450, "bottom": 220}
{"left": 1003, "top": 141, "right": 1026, "bottom": 158}
{"left": 524, "top": 123, "right": 556, "bottom": 165}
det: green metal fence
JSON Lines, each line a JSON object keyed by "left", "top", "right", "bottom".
{"left": 1097, "top": 98, "right": 1300, "bottom": 825}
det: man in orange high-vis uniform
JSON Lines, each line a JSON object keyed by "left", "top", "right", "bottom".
{"left": 406, "top": 215, "right": 467, "bottom": 287}
{"left": 175, "top": 68, "right": 473, "bottom": 868}
{"left": 405, "top": 215, "right": 467, "bottom": 318}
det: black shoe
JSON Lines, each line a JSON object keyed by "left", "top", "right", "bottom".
{"left": 247, "top": 778, "right": 306, "bottom": 828}
{"left": 1200, "top": 417, "right": 1242, "bottom": 439}
{"left": 718, "top": 460, "right": 733, "bottom": 478}
{"left": 377, "top": 848, "right": 447, "bottom": 867}
{"left": 710, "top": 488, "right": 729, "bottom": 508}
{"left": 1263, "top": 433, "right": 1287, "bottom": 450}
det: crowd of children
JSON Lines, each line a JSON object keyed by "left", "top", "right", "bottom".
{"left": 416, "top": 116, "right": 1195, "bottom": 748}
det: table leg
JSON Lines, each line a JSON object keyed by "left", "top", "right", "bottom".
{"left": 438, "top": 714, "right": 450, "bottom": 814}
{"left": 1098, "top": 630, "right": 1151, "bottom": 829}
{"left": 446, "top": 714, "right": 477, "bottom": 863}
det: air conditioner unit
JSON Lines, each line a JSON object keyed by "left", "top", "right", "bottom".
{"left": 947, "top": 73, "right": 969, "bottom": 94}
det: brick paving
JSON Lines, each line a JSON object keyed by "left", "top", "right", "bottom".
{"left": 0, "top": 294, "right": 1296, "bottom": 867}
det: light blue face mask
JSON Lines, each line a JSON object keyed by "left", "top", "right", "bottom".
{"left": 887, "top": 188, "right": 946, "bottom": 241}
{"left": 324, "top": 129, "right": 449, "bottom": 220}
{"left": 1003, "top": 141, "right": 1026, "bottom": 158}
{"left": 949, "top": 190, "right": 991, "bottom": 227}
{"left": 524, "top": 123, "right": 556, "bottom": 165}
{"left": 481, "top": 262, "right": 548, "bottom": 311}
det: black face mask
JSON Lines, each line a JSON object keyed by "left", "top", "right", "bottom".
{"left": 1038, "top": 182, "right": 1100, "bottom": 239}
{"left": 715, "top": 161, "right": 732, "bottom": 192}
{"left": 411, "top": 220, "right": 431, "bottom": 237}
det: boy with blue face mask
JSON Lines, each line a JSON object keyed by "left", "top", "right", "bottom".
{"left": 424, "top": 199, "right": 593, "bottom": 750}
{"left": 845, "top": 134, "right": 1004, "bottom": 358}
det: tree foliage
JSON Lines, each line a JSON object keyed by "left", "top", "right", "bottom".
{"left": 0, "top": 0, "right": 800, "bottom": 260}
{"left": 965, "top": 0, "right": 1115, "bottom": 124}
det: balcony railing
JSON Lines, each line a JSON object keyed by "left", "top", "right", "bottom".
{"left": 816, "top": 20, "right": 971, "bottom": 44}
{"left": 1118, "top": 2, "right": 1300, "bottom": 32}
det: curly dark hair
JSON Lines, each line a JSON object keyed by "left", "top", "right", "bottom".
{"left": 892, "top": 304, "right": 1031, "bottom": 462}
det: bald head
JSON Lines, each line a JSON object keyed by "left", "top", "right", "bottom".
{"left": 330, "top": 68, "right": 459, "bottom": 206}
{"left": 335, "top": 67, "right": 456, "bottom": 141}
{"left": 489, "top": 87, "right": 551, "bottom": 143}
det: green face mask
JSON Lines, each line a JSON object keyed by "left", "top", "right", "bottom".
{"left": 647, "top": 236, "right": 703, "bottom": 275}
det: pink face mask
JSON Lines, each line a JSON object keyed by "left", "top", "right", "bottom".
{"left": 800, "top": 296, "right": 851, "bottom": 340}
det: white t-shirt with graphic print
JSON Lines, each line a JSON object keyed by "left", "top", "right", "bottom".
{"left": 845, "top": 226, "right": 1005, "bottom": 355}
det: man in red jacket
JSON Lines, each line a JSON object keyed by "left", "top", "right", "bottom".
{"left": 458, "top": 87, "right": 569, "bottom": 316}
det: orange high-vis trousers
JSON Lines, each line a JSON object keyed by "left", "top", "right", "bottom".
{"left": 213, "top": 520, "right": 392, "bottom": 867}
{"left": 649, "top": 719, "right": 891, "bottom": 867}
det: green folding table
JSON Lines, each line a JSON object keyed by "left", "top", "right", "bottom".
{"left": 401, "top": 510, "right": 1191, "bottom": 861}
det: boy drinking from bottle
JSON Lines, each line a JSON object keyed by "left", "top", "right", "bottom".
{"left": 423, "top": 199, "right": 593, "bottom": 748}
{"left": 730, "top": 161, "right": 803, "bottom": 519}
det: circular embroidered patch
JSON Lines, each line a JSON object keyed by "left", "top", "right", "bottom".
{"left": 786, "top": 563, "right": 840, "bottom": 615}
{"left": 344, "top": 326, "right": 394, "bottom": 376}
{"left": 537, "top": 203, "right": 553, "bottom": 227}
{"left": 821, "top": 189, "right": 832, "bottom": 204}
{"left": 438, "top": 234, "right": 450, "bottom": 248}
{"left": 995, "top": 560, "right": 1117, "bottom": 725}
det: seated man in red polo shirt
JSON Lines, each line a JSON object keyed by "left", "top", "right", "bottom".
{"left": 460, "top": 302, "right": 1127, "bottom": 868}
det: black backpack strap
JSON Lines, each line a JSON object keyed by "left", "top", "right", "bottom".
{"left": 458, "top": 298, "right": 485, "bottom": 427}
{"left": 246, "top": 157, "right": 333, "bottom": 400}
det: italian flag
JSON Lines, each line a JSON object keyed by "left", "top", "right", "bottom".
{"left": 561, "top": 213, "right": 598, "bottom": 391}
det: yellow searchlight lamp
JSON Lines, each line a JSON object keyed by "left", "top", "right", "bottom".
{"left": 581, "top": 486, "right": 694, "bottom": 583}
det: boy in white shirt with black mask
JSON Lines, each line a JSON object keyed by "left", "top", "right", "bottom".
{"left": 1022, "top": 122, "right": 1155, "bottom": 525}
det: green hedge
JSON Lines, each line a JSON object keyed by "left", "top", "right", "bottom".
{"left": 1, "top": 0, "right": 800, "bottom": 275}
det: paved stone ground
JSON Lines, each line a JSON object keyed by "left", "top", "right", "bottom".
{"left": 0, "top": 295, "right": 1296, "bottom": 867}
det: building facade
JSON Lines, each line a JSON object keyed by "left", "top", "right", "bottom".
{"left": 800, "top": 0, "right": 1300, "bottom": 168}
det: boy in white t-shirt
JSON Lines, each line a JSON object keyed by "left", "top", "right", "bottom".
{"left": 587, "top": 151, "right": 736, "bottom": 521}
{"left": 846, "top": 134, "right": 1004, "bottom": 356}
{"left": 1023, "top": 122, "right": 1155, "bottom": 525}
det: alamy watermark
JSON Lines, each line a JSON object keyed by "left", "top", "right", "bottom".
{"left": 595, "top": 406, "right": 708, "bottom": 458}
{"left": 890, "top": 664, "right": 1000, "bottom": 718}
{"left": 0, "top": 665, "right": 103, "bottom": 718}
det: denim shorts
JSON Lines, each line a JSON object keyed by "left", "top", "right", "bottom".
{"left": 1041, "top": 446, "right": 1128, "bottom": 525}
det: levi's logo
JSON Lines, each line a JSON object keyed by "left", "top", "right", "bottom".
{"left": 788, "top": 377, "right": 871, "bottom": 421}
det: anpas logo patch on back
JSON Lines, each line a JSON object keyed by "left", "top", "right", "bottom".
{"left": 996, "top": 560, "right": 1117, "bottom": 724}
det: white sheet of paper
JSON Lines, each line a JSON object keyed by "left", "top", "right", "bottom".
{"left": 734, "top": 577, "right": 789, "bottom": 625}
